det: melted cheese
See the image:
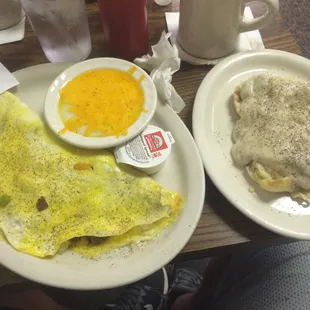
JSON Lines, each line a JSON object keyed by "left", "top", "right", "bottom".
{"left": 58, "top": 68, "right": 145, "bottom": 137}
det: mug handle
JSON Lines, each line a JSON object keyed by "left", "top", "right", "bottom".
{"left": 239, "top": 0, "right": 279, "bottom": 33}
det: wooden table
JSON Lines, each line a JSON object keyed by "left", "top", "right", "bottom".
{"left": 0, "top": 0, "right": 301, "bottom": 263}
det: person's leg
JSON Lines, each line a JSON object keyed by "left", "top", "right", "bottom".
{"left": 172, "top": 241, "right": 310, "bottom": 310}
{"left": 209, "top": 241, "right": 310, "bottom": 309}
{"left": 0, "top": 288, "right": 70, "bottom": 310}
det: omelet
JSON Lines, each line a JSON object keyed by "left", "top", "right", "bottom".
{"left": 71, "top": 207, "right": 180, "bottom": 258}
{"left": 232, "top": 75, "right": 310, "bottom": 202}
{"left": 0, "top": 92, "right": 183, "bottom": 258}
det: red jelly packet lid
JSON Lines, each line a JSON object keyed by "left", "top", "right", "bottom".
{"left": 114, "top": 125, "right": 174, "bottom": 171}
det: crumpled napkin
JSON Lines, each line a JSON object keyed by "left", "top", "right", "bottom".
{"left": 0, "top": 63, "right": 19, "bottom": 94}
{"left": 134, "top": 32, "right": 185, "bottom": 113}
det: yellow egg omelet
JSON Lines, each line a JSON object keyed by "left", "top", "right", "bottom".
{"left": 0, "top": 92, "right": 183, "bottom": 258}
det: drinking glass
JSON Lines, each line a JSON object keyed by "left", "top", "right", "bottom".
{"left": 20, "top": 0, "right": 91, "bottom": 63}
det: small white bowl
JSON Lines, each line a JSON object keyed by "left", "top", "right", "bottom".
{"left": 44, "top": 58, "right": 157, "bottom": 149}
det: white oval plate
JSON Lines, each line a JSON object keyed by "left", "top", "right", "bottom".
{"left": 45, "top": 58, "right": 157, "bottom": 149}
{"left": 0, "top": 63, "right": 205, "bottom": 289}
{"left": 193, "top": 49, "right": 310, "bottom": 240}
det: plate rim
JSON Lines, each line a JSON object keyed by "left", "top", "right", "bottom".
{"left": 0, "top": 62, "right": 206, "bottom": 289}
{"left": 192, "top": 49, "right": 310, "bottom": 240}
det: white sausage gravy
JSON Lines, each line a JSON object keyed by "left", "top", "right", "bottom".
{"left": 232, "top": 75, "right": 310, "bottom": 190}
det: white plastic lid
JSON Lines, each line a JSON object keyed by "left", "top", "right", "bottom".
{"left": 114, "top": 125, "right": 175, "bottom": 175}
{"left": 154, "top": 0, "right": 172, "bottom": 6}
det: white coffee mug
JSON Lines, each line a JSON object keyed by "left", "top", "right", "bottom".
{"left": 0, "top": 0, "right": 24, "bottom": 30}
{"left": 177, "top": 0, "right": 279, "bottom": 60}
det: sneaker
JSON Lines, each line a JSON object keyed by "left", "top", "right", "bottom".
{"left": 169, "top": 268, "right": 202, "bottom": 295}
{"left": 104, "top": 268, "right": 168, "bottom": 310}
{"left": 167, "top": 260, "right": 205, "bottom": 308}
{"left": 169, "top": 259, "right": 206, "bottom": 295}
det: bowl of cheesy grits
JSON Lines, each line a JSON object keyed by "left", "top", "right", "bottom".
{"left": 44, "top": 58, "right": 157, "bottom": 149}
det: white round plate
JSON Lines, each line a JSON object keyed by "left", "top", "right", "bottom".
{"left": 193, "top": 49, "right": 310, "bottom": 240}
{"left": 45, "top": 58, "right": 157, "bottom": 149}
{"left": 0, "top": 63, "right": 205, "bottom": 289}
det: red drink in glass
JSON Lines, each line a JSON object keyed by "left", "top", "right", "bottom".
{"left": 97, "top": 0, "right": 149, "bottom": 60}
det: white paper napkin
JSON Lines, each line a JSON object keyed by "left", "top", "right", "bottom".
{"left": 165, "top": 7, "right": 264, "bottom": 65}
{"left": 0, "top": 17, "right": 26, "bottom": 45}
{"left": 0, "top": 63, "right": 19, "bottom": 94}
{"left": 134, "top": 32, "right": 185, "bottom": 113}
